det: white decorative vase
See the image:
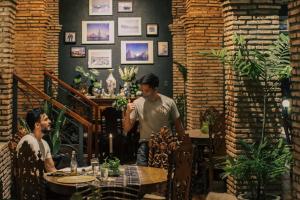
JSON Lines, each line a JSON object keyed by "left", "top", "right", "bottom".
{"left": 106, "top": 69, "right": 116, "bottom": 97}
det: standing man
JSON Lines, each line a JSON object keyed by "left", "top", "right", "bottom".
{"left": 17, "top": 108, "right": 57, "bottom": 172}
{"left": 123, "top": 73, "right": 185, "bottom": 166}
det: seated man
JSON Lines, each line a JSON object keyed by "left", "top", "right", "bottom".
{"left": 123, "top": 73, "right": 185, "bottom": 166}
{"left": 17, "top": 108, "right": 56, "bottom": 172}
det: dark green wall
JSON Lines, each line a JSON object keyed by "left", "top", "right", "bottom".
{"left": 59, "top": 0, "right": 173, "bottom": 96}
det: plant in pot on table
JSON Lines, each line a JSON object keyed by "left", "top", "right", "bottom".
{"left": 73, "top": 66, "right": 100, "bottom": 96}
{"left": 119, "top": 65, "right": 139, "bottom": 97}
{"left": 208, "top": 33, "right": 292, "bottom": 200}
{"left": 101, "top": 157, "right": 121, "bottom": 177}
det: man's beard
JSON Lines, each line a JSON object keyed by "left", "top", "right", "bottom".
{"left": 41, "top": 127, "right": 51, "bottom": 134}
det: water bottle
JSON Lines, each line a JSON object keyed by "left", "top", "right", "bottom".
{"left": 70, "top": 150, "right": 78, "bottom": 176}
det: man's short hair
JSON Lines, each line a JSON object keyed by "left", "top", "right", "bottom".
{"left": 138, "top": 73, "right": 159, "bottom": 89}
{"left": 26, "top": 108, "right": 45, "bottom": 132}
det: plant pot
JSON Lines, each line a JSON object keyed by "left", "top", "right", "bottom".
{"left": 238, "top": 193, "right": 280, "bottom": 200}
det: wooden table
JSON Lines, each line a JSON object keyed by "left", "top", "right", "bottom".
{"left": 186, "top": 129, "right": 209, "bottom": 142}
{"left": 44, "top": 166, "right": 167, "bottom": 196}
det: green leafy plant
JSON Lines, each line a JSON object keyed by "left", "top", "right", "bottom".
{"left": 223, "top": 138, "right": 292, "bottom": 200}
{"left": 43, "top": 101, "right": 66, "bottom": 156}
{"left": 102, "top": 157, "right": 120, "bottom": 174}
{"left": 207, "top": 33, "right": 292, "bottom": 199}
{"left": 73, "top": 66, "right": 100, "bottom": 93}
{"left": 112, "top": 96, "right": 128, "bottom": 112}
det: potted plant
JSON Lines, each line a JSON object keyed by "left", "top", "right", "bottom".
{"left": 208, "top": 33, "right": 292, "bottom": 199}
{"left": 73, "top": 66, "right": 100, "bottom": 95}
{"left": 118, "top": 65, "right": 139, "bottom": 97}
{"left": 101, "top": 157, "right": 121, "bottom": 176}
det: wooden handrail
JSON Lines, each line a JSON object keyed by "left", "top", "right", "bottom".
{"left": 44, "top": 71, "right": 98, "bottom": 107}
{"left": 13, "top": 72, "right": 94, "bottom": 158}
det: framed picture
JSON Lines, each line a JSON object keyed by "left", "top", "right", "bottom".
{"left": 118, "top": 1, "right": 132, "bottom": 13}
{"left": 146, "top": 24, "right": 159, "bottom": 36}
{"left": 82, "top": 21, "right": 114, "bottom": 44}
{"left": 157, "top": 42, "right": 169, "bottom": 56}
{"left": 89, "top": 0, "right": 112, "bottom": 15}
{"left": 65, "top": 32, "right": 76, "bottom": 43}
{"left": 88, "top": 49, "right": 112, "bottom": 69}
{"left": 70, "top": 46, "right": 86, "bottom": 58}
{"left": 118, "top": 17, "right": 142, "bottom": 36}
{"left": 121, "top": 41, "right": 153, "bottom": 64}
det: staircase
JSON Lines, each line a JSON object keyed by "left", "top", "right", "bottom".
{"left": 13, "top": 72, "right": 95, "bottom": 163}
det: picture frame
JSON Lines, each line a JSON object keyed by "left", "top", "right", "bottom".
{"left": 146, "top": 24, "right": 159, "bottom": 36}
{"left": 157, "top": 41, "right": 169, "bottom": 57}
{"left": 118, "top": 1, "right": 133, "bottom": 13}
{"left": 82, "top": 21, "right": 115, "bottom": 44}
{"left": 118, "top": 17, "right": 142, "bottom": 36}
{"left": 89, "top": 0, "right": 112, "bottom": 15}
{"left": 70, "top": 46, "right": 86, "bottom": 58}
{"left": 121, "top": 41, "right": 154, "bottom": 64}
{"left": 64, "top": 32, "right": 76, "bottom": 43}
{"left": 88, "top": 49, "right": 112, "bottom": 69}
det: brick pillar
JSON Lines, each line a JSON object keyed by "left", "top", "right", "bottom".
{"left": 170, "top": 0, "right": 186, "bottom": 97}
{"left": 289, "top": 1, "right": 300, "bottom": 199}
{"left": 0, "top": 0, "right": 17, "bottom": 198}
{"left": 14, "top": 0, "right": 51, "bottom": 115}
{"left": 221, "top": 0, "right": 284, "bottom": 195}
{"left": 46, "top": 0, "right": 61, "bottom": 77}
{"left": 183, "top": 0, "right": 224, "bottom": 129}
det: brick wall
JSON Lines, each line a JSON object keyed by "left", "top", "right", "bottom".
{"left": 0, "top": 0, "right": 60, "bottom": 198}
{"left": 14, "top": 0, "right": 60, "bottom": 115}
{"left": 289, "top": 1, "right": 300, "bottom": 199}
{"left": 170, "top": 0, "right": 224, "bottom": 129}
{"left": 221, "top": 0, "right": 284, "bottom": 195}
{"left": 170, "top": 0, "right": 186, "bottom": 97}
{"left": 0, "top": 0, "right": 17, "bottom": 198}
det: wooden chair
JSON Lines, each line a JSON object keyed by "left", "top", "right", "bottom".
{"left": 148, "top": 126, "right": 181, "bottom": 169}
{"left": 100, "top": 185, "right": 140, "bottom": 200}
{"left": 12, "top": 141, "right": 45, "bottom": 200}
{"left": 170, "top": 135, "right": 193, "bottom": 200}
{"left": 144, "top": 134, "right": 193, "bottom": 200}
{"left": 200, "top": 107, "right": 226, "bottom": 192}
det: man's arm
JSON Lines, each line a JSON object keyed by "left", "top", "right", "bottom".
{"left": 175, "top": 117, "right": 185, "bottom": 138}
{"left": 45, "top": 158, "right": 56, "bottom": 172}
{"left": 123, "top": 102, "right": 136, "bottom": 134}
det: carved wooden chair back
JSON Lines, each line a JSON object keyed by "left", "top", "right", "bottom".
{"left": 148, "top": 126, "right": 180, "bottom": 169}
{"left": 12, "top": 141, "right": 45, "bottom": 200}
{"left": 171, "top": 135, "right": 193, "bottom": 200}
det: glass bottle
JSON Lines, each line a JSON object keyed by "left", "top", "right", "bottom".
{"left": 70, "top": 150, "right": 78, "bottom": 176}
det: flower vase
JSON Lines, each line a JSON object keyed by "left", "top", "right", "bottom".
{"left": 123, "top": 81, "right": 132, "bottom": 97}
{"left": 106, "top": 69, "right": 116, "bottom": 97}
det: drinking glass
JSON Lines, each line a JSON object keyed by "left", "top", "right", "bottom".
{"left": 101, "top": 167, "right": 109, "bottom": 181}
{"left": 91, "top": 158, "right": 99, "bottom": 176}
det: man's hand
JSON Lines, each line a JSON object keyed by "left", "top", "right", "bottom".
{"left": 126, "top": 102, "right": 135, "bottom": 114}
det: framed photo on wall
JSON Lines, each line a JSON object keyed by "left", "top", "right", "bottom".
{"left": 157, "top": 41, "right": 169, "bottom": 56}
{"left": 89, "top": 0, "right": 113, "bottom": 15}
{"left": 82, "top": 21, "right": 114, "bottom": 44}
{"left": 65, "top": 32, "right": 76, "bottom": 43}
{"left": 121, "top": 41, "right": 153, "bottom": 64}
{"left": 118, "top": 1, "right": 133, "bottom": 13}
{"left": 146, "top": 24, "right": 159, "bottom": 36}
{"left": 118, "top": 17, "right": 142, "bottom": 36}
{"left": 70, "top": 46, "right": 86, "bottom": 58}
{"left": 88, "top": 49, "right": 112, "bottom": 69}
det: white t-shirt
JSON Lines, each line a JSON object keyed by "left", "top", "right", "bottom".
{"left": 16, "top": 134, "right": 52, "bottom": 161}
